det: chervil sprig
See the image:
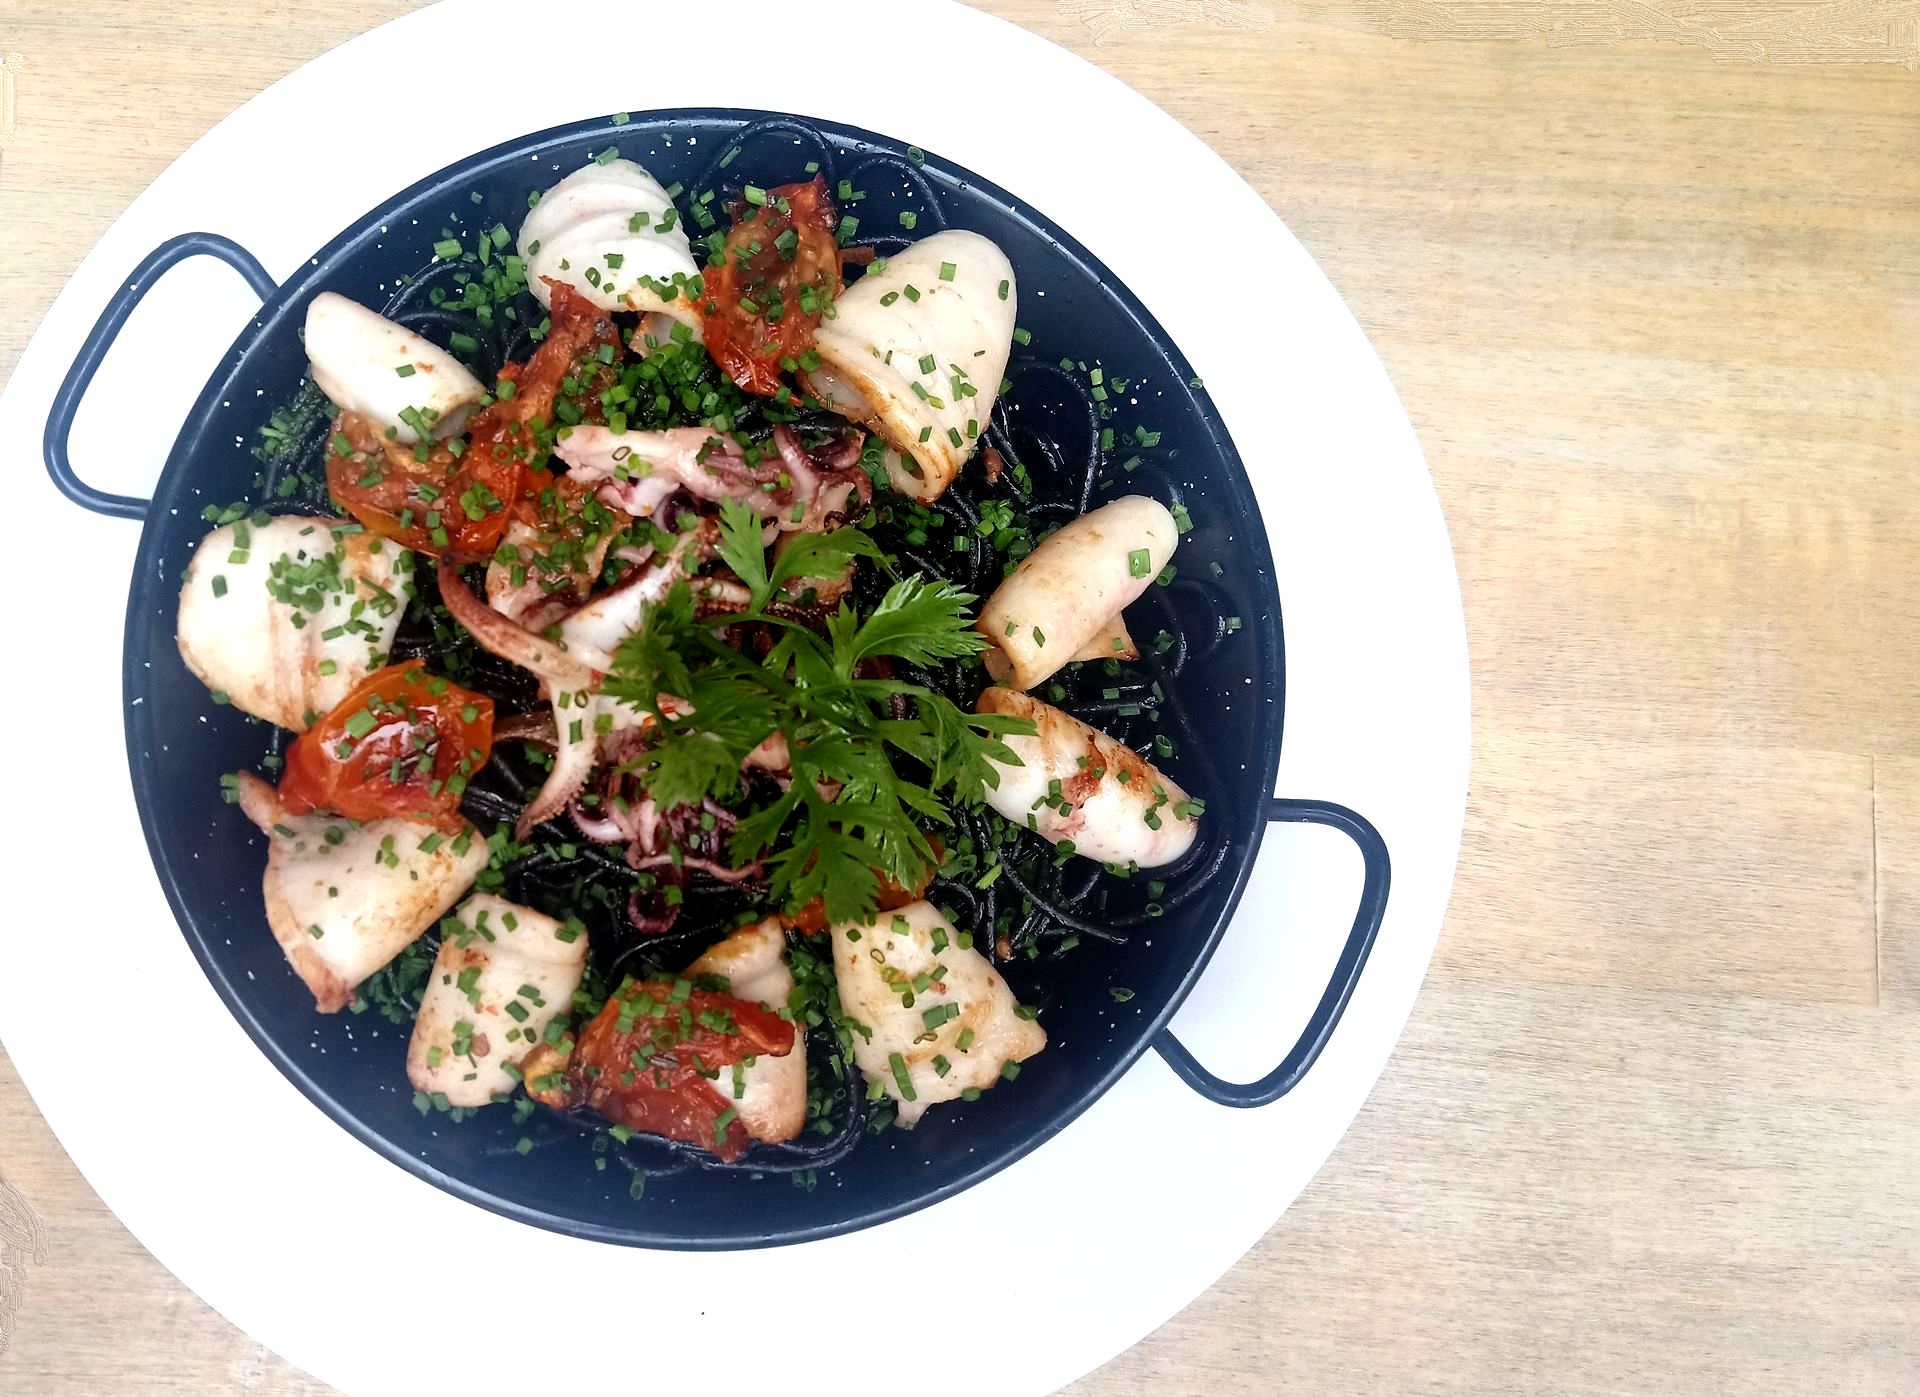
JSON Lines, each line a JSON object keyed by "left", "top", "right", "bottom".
{"left": 604, "top": 508, "right": 1030, "bottom": 923}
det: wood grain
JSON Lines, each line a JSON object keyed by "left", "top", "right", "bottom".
{"left": 3, "top": 2, "right": 1918, "bottom": 1393}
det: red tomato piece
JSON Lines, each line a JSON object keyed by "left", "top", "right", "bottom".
{"left": 279, "top": 664, "right": 494, "bottom": 824}
{"left": 326, "top": 282, "right": 622, "bottom": 562}
{"left": 566, "top": 978, "right": 797, "bottom": 1161}
{"left": 700, "top": 177, "right": 842, "bottom": 396}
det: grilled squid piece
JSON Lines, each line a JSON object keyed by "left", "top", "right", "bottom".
{"left": 435, "top": 555, "right": 664, "bottom": 835}
{"left": 976, "top": 688, "right": 1200, "bottom": 868}
{"left": 485, "top": 520, "right": 615, "bottom": 632}
{"left": 975, "top": 496, "right": 1177, "bottom": 691}
{"left": 234, "top": 774, "right": 489, "bottom": 1012}
{"left": 685, "top": 918, "right": 806, "bottom": 1145}
{"left": 303, "top": 293, "right": 485, "bottom": 443}
{"left": 831, "top": 900, "right": 1044, "bottom": 1124}
{"left": 554, "top": 424, "right": 869, "bottom": 532}
{"left": 518, "top": 159, "right": 703, "bottom": 336}
{"left": 527, "top": 690, "right": 651, "bottom": 837}
{"left": 178, "top": 516, "right": 411, "bottom": 731}
{"left": 1070, "top": 615, "right": 1139, "bottom": 664}
{"left": 406, "top": 895, "right": 588, "bottom": 1107}
{"left": 803, "top": 230, "right": 1016, "bottom": 501}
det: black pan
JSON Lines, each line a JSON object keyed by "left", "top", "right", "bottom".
{"left": 44, "top": 110, "right": 1388, "bottom": 1248}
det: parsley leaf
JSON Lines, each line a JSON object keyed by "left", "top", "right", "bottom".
{"left": 828, "top": 575, "right": 987, "bottom": 674}
{"left": 714, "top": 499, "right": 771, "bottom": 602}
{"left": 604, "top": 553, "right": 1033, "bottom": 924}
{"left": 599, "top": 577, "right": 699, "bottom": 719}
{"left": 715, "top": 496, "right": 890, "bottom": 612}
{"left": 768, "top": 527, "right": 890, "bottom": 604}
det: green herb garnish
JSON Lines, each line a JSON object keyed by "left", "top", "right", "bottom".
{"left": 602, "top": 501, "right": 1031, "bottom": 924}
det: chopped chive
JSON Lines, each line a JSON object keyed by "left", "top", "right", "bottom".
{"left": 888, "top": 1052, "right": 917, "bottom": 1101}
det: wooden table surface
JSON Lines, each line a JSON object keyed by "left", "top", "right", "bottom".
{"left": 4, "top": 2, "right": 1917, "bottom": 1392}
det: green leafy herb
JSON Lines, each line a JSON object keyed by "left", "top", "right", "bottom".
{"left": 603, "top": 506, "right": 1031, "bottom": 923}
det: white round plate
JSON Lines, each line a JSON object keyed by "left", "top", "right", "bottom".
{"left": 0, "top": 1, "right": 1467, "bottom": 1392}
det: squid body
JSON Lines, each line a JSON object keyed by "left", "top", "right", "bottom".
{"left": 976, "top": 688, "right": 1199, "bottom": 868}
{"left": 831, "top": 899, "right": 1044, "bottom": 1124}
{"left": 975, "top": 495, "right": 1178, "bottom": 691}
{"left": 177, "top": 516, "right": 410, "bottom": 731}
{"left": 407, "top": 894, "right": 589, "bottom": 1107}
{"left": 235, "top": 774, "right": 489, "bottom": 1012}
{"left": 805, "top": 230, "right": 1016, "bottom": 501}
{"left": 686, "top": 917, "right": 806, "bottom": 1145}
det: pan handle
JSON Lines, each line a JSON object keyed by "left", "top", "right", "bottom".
{"left": 1154, "top": 798, "right": 1391, "bottom": 1107}
{"left": 44, "top": 232, "right": 278, "bottom": 520}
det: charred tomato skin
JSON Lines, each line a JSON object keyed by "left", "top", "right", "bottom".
{"left": 279, "top": 664, "right": 494, "bottom": 823}
{"left": 327, "top": 282, "right": 622, "bottom": 562}
{"left": 700, "top": 177, "right": 842, "bottom": 396}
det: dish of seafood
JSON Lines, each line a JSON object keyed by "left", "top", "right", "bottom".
{"left": 167, "top": 133, "right": 1231, "bottom": 1189}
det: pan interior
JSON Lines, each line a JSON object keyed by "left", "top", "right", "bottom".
{"left": 123, "top": 110, "right": 1283, "bottom": 1247}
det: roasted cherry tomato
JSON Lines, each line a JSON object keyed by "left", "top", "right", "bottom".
{"left": 326, "top": 282, "right": 622, "bottom": 562}
{"left": 558, "top": 978, "right": 796, "bottom": 1160}
{"left": 325, "top": 412, "right": 523, "bottom": 563}
{"left": 279, "top": 664, "right": 494, "bottom": 823}
{"left": 700, "top": 177, "right": 842, "bottom": 396}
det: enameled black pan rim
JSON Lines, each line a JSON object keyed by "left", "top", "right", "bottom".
{"left": 93, "top": 107, "right": 1374, "bottom": 1249}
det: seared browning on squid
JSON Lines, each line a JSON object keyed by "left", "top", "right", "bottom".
{"left": 234, "top": 774, "right": 489, "bottom": 1012}
{"left": 177, "top": 516, "right": 411, "bottom": 731}
{"left": 804, "top": 230, "right": 1017, "bottom": 502}
{"left": 830, "top": 900, "right": 1044, "bottom": 1124}
{"left": 975, "top": 495, "right": 1178, "bottom": 691}
{"left": 406, "top": 894, "right": 588, "bottom": 1107}
{"left": 975, "top": 688, "right": 1199, "bottom": 868}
